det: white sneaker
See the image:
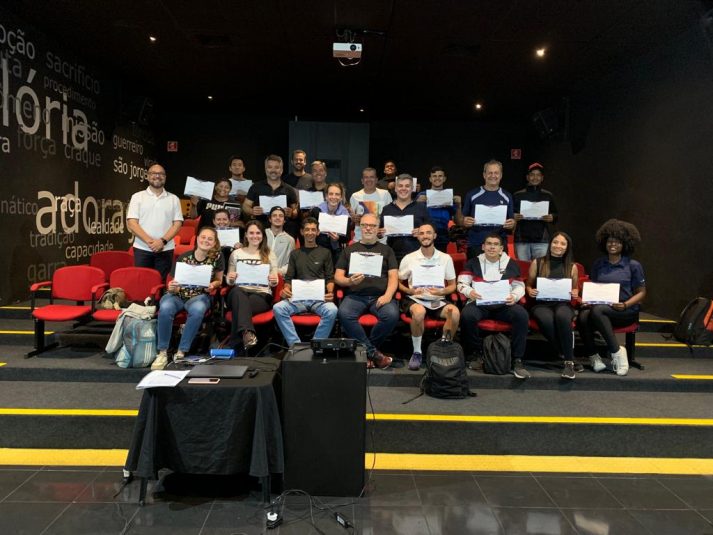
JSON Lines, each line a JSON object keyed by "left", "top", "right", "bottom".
{"left": 152, "top": 350, "right": 168, "bottom": 370}
{"left": 611, "top": 346, "right": 629, "bottom": 376}
{"left": 173, "top": 350, "right": 186, "bottom": 363}
{"left": 589, "top": 354, "right": 606, "bottom": 373}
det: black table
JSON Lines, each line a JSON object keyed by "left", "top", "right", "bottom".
{"left": 124, "top": 358, "right": 283, "bottom": 504}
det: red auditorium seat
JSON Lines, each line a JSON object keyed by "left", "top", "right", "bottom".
{"left": 91, "top": 267, "right": 164, "bottom": 323}
{"left": 89, "top": 250, "right": 134, "bottom": 281}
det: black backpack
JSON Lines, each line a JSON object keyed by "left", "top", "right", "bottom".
{"left": 672, "top": 297, "right": 713, "bottom": 347}
{"left": 482, "top": 333, "right": 512, "bottom": 375}
{"left": 421, "top": 339, "right": 475, "bottom": 399}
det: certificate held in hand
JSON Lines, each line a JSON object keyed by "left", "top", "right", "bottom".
{"left": 291, "top": 279, "right": 325, "bottom": 302}
{"left": 174, "top": 263, "right": 213, "bottom": 287}
{"left": 384, "top": 215, "right": 414, "bottom": 236}
{"left": 474, "top": 205, "right": 507, "bottom": 226}
{"left": 258, "top": 195, "right": 287, "bottom": 212}
{"left": 582, "top": 282, "right": 620, "bottom": 305}
{"left": 426, "top": 189, "right": 454, "bottom": 208}
{"left": 536, "top": 277, "right": 571, "bottom": 301}
{"left": 184, "top": 176, "right": 215, "bottom": 200}
{"left": 235, "top": 262, "right": 271, "bottom": 287}
{"left": 411, "top": 263, "right": 446, "bottom": 288}
{"left": 348, "top": 252, "right": 383, "bottom": 278}
{"left": 298, "top": 190, "right": 324, "bottom": 209}
{"left": 216, "top": 228, "right": 241, "bottom": 248}
{"left": 473, "top": 280, "right": 511, "bottom": 305}
{"left": 318, "top": 212, "right": 349, "bottom": 235}
{"left": 520, "top": 200, "right": 549, "bottom": 220}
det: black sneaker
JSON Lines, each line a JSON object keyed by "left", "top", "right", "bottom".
{"left": 562, "top": 360, "right": 576, "bottom": 380}
{"left": 574, "top": 362, "right": 584, "bottom": 373}
{"left": 468, "top": 357, "right": 484, "bottom": 372}
{"left": 512, "top": 359, "right": 531, "bottom": 379}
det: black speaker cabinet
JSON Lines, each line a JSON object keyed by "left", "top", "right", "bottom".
{"left": 282, "top": 344, "right": 367, "bottom": 496}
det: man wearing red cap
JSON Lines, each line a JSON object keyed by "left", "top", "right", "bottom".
{"left": 513, "top": 162, "right": 559, "bottom": 260}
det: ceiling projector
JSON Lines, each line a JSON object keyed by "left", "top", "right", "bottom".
{"left": 333, "top": 43, "right": 362, "bottom": 59}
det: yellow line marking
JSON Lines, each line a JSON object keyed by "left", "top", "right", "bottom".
{"left": 0, "top": 306, "right": 31, "bottom": 310}
{"left": 0, "top": 363, "right": 5, "bottom": 367}
{"left": 368, "top": 413, "right": 713, "bottom": 426}
{"left": 672, "top": 375, "right": 713, "bottom": 380}
{"left": 1, "top": 450, "right": 712, "bottom": 474}
{"left": 640, "top": 319, "right": 676, "bottom": 324}
{"left": 365, "top": 453, "right": 713, "bottom": 474}
{"left": 0, "top": 330, "right": 54, "bottom": 335}
{"left": 636, "top": 342, "right": 709, "bottom": 348}
{"left": 0, "top": 409, "right": 138, "bottom": 416}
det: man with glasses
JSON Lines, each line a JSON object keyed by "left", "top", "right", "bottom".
{"left": 126, "top": 163, "right": 183, "bottom": 280}
{"left": 335, "top": 213, "right": 398, "bottom": 368}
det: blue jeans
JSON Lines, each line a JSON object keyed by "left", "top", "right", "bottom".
{"left": 515, "top": 242, "right": 548, "bottom": 261}
{"left": 273, "top": 299, "right": 338, "bottom": 346}
{"left": 337, "top": 294, "right": 399, "bottom": 354}
{"left": 157, "top": 293, "right": 211, "bottom": 352}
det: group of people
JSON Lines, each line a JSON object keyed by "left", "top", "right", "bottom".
{"left": 125, "top": 153, "right": 646, "bottom": 378}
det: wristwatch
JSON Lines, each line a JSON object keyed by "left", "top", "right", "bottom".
{"left": 161, "top": 238, "right": 168, "bottom": 245}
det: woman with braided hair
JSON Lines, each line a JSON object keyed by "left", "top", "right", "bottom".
{"left": 577, "top": 219, "right": 646, "bottom": 376}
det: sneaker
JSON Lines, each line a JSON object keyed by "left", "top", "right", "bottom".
{"left": 242, "top": 330, "right": 257, "bottom": 349}
{"left": 611, "top": 346, "right": 629, "bottom": 376}
{"left": 574, "top": 362, "right": 585, "bottom": 373}
{"left": 408, "top": 352, "right": 423, "bottom": 371}
{"left": 469, "top": 357, "right": 484, "bottom": 372}
{"left": 373, "top": 350, "right": 393, "bottom": 369}
{"left": 561, "top": 360, "right": 576, "bottom": 380}
{"left": 589, "top": 354, "right": 606, "bottom": 372}
{"left": 512, "top": 359, "right": 531, "bottom": 379}
{"left": 173, "top": 350, "right": 186, "bottom": 363}
{"left": 152, "top": 350, "right": 168, "bottom": 370}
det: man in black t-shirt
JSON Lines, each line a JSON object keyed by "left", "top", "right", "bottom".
{"left": 335, "top": 213, "right": 398, "bottom": 368}
{"left": 243, "top": 154, "right": 299, "bottom": 235}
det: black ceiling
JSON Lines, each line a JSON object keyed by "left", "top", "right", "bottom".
{"left": 7, "top": 0, "right": 706, "bottom": 121}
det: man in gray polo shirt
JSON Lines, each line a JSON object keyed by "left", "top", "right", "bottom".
{"left": 126, "top": 163, "right": 183, "bottom": 280}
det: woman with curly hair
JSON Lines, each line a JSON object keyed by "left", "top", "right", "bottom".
{"left": 225, "top": 220, "right": 279, "bottom": 349}
{"left": 526, "top": 231, "right": 580, "bottom": 379}
{"left": 153, "top": 227, "right": 225, "bottom": 369}
{"left": 577, "top": 219, "right": 646, "bottom": 376}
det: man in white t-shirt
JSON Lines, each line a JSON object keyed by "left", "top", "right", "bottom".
{"left": 349, "top": 167, "right": 392, "bottom": 242}
{"left": 126, "top": 163, "right": 183, "bottom": 280}
{"left": 398, "top": 223, "right": 459, "bottom": 370}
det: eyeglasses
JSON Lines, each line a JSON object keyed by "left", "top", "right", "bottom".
{"left": 360, "top": 223, "right": 378, "bottom": 229}
{"left": 148, "top": 172, "right": 166, "bottom": 177}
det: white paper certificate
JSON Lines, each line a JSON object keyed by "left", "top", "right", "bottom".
{"left": 520, "top": 200, "right": 549, "bottom": 219}
{"left": 235, "top": 262, "right": 271, "bottom": 287}
{"left": 426, "top": 189, "right": 454, "bottom": 208}
{"left": 473, "top": 280, "right": 511, "bottom": 305}
{"left": 216, "top": 228, "right": 241, "bottom": 247}
{"left": 299, "top": 190, "right": 324, "bottom": 209}
{"left": 384, "top": 215, "right": 414, "bottom": 236}
{"left": 230, "top": 179, "right": 252, "bottom": 195}
{"left": 474, "top": 205, "right": 507, "bottom": 226}
{"left": 536, "top": 277, "right": 571, "bottom": 301}
{"left": 318, "top": 212, "right": 349, "bottom": 235}
{"left": 582, "top": 282, "right": 620, "bottom": 305}
{"left": 174, "top": 262, "right": 212, "bottom": 287}
{"left": 291, "top": 279, "right": 325, "bottom": 302}
{"left": 411, "top": 263, "right": 446, "bottom": 288}
{"left": 184, "top": 176, "right": 214, "bottom": 200}
{"left": 258, "top": 195, "right": 287, "bottom": 212}
{"left": 348, "top": 252, "right": 383, "bottom": 278}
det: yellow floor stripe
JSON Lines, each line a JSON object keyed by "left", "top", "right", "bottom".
{"left": 0, "top": 306, "right": 31, "bottom": 310}
{"left": 672, "top": 374, "right": 713, "bottom": 380}
{"left": 0, "top": 408, "right": 138, "bottom": 416}
{"left": 369, "top": 413, "right": 713, "bottom": 426}
{"left": 366, "top": 453, "right": 713, "bottom": 474}
{"left": 636, "top": 342, "right": 708, "bottom": 348}
{"left": 0, "top": 363, "right": 5, "bottom": 367}
{"left": 1, "top": 449, "right": 711, "bottom": 474}
{"left": 640, "top": 319, "right": 676, "bottom": 324}
{"left": 0, "top": 330, "right": 54, "bottom": 335}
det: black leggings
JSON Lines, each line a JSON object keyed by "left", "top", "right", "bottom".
{"left": 577, "top": 305, "right": 638, "bottom": 354}
{"left": 531, "top": 303, "right": 575, "bottom": 360}
{"left": 228, "top": 287, "right": 272, "bottom": 345}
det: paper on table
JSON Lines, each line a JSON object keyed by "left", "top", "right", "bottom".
{"left": 184, "top": 176, "right": 214, "bottom": 200}
{"left": 426, "top": 188, "right": 454, "bottom": 208}
{"left": 582, "top": 282, "right": 620, "bottom": 304}
{"left": 348, "top": 252, "right": 383, "bottom": 277}
{"left": 318, "top": 212, "right": 349, "bottom": 235}
{"left": 136, "top": 370, "right": 190, "bottom": 389}
{"left": 174, "top": 262, "right": 212, "bottom": 287}
{"left": 411, "top": 263, "right": 446, "bottom": 288}
{"left": 474, "top": 205, "right": 507, "bottom": 226}
{"left": 520, "top": 200, "right": 549, "bottom": 219}
{"left": 258, "top": 195, "right": 287, "bottom": 212}
{"left": 384, "top": 215, "right": 414, "bottom": 236}
{"left": 536, "top": 277, "right": 571, "bottom": 301}
{"left": 229, "top": 178, "right": 252, "bottom": 195}
{"left": 235, "top": 261, "right": 270, "bottom": 287}
{"left": 298, "top": 190, "right": 324, "bottom": 209}
{"left": 291, "top": 279, "right": 325, "bottom": 302}
{"left": 216, "top": 228, "right": 241, "bottom": 247}
{"left": 473, "top": 280, "right": 511, "bottom": 305}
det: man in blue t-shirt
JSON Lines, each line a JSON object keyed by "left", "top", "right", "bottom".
{"left": 416, "top": 166, "right": 462, "bottom": 251}
{"left": 458, "top": 159, "right": 515, "bottom": 259}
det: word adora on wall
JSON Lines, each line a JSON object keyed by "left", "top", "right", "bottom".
{"left": 0, "top": 8, "right": 156, "bottom": 304}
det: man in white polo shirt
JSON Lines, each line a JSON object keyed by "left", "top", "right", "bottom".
{"left": 126, "top": 163, "right": 183, "bottom": 280}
